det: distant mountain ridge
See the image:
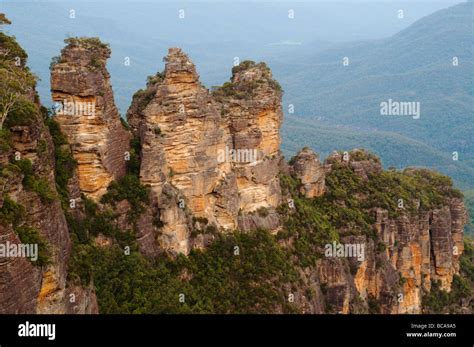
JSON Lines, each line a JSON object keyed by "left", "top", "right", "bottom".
{"left": 277, "top": 2, "right": 473, "bottom": 189}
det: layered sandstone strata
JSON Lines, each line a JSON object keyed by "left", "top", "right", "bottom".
{"left": 291, "top": 147, "right": 326, "bottom": 198}
{"left": 50, "top": 38, "right": 130, "bottom": 200}
{"left": 127, "top": 49, "right": 284, "bottom": 253}
{"left": 215, "top": 61, "right": 283, "bottom": 218}
{"left": 0, "top": 91, "right": 96, "bottom": 314}
{"left": 315, "top": 150, "right": 468, "bottom": 314}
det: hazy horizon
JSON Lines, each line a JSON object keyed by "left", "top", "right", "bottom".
{"left": 2, "top": 0, "right": 466, "bottom": 114}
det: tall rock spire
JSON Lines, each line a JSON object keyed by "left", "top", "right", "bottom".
{"left": 50, "top": 37, "right": 130, "bottom": 200}
{"left": 127, "top": 50, "right": 285, "bottom": 253}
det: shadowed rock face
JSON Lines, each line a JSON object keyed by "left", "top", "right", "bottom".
{"left": 306, "top": 150, "right": 469, "bottom": 314}
{"left": 0, "top": 223, "right": 41, "bottom": 313}
{"left": 347, "top": 201, "right": 467, "bottom": 314}
{"left": 51, "top": 39, "right": 130, "bottom": 200}
{"left": 127, "top": 49, "right": 284, "bottom": 253}
{"left": 291, "top": 147, "right": 326, "bottom": 198}
{"left": 0, "top": 80, "right": 95, "bottom": 314}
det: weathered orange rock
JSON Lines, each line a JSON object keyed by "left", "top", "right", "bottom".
{"left": 127, "top": 50, "right": 285, "bottom": 253}
{"left": 51, "top": 38, "right": 130, "bottom": 200}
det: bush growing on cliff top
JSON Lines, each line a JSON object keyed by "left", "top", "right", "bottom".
{"left": 321, "top": 161, "right": 462, "bottom": 219}
{"left": 0, "top": 31, "right": 28, "bottom": 63}
{"left": 231, "top": 60, "right": 256, "bottom": 76}
{"left": 64, "top": 37, "right": 110, "bottom": 51}
{"left": 0, "top": 13, "right": 12, "bottom": 26}
{"left": 146, "top": 71, "right": 164, "bottom": 86}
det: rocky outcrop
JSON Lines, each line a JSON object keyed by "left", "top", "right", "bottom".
{"left": 0, "top": 97, "right": 95, "bottom": 314}
{"left": 127, "top": 48, "right": 230, "bottom": 253}
{"left": 0, "top": 34, "right": 98, "bottom": 314}
{"left": 127, "top": 50, "right": 284, "bottom": 253}
{"left": 348, "top": 197, "right": 467, "bottom": 314}
{"left": 4, "top": 30, "right": 468, "bottom": 315}
{"left": 292, "top": 151, "right": 469, "bottom": 314}
{"left": 50, "top": 38, "right": 130, "bottom": 200}
{"left": 215, "top": 61, "right": 283, "bottom": 218}
{"left": 291, "top": 147, "right": 325, "bottom": 198}
{"left": 326, "top": 148, "right": 382, "bottom": 180}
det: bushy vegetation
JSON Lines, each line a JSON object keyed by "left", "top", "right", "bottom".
{"left": 69, "top": 228, "right": 299, "bottom": 313}
{"left": 100, "top": 175, "right": 150, "bottom": 220}
{"left": 0, "top": 194, "right": 24, "bottom": 226}
{"left": 0, "top": 158, "right": 56, "bottom": 203}
{"left": 130, "top": 87, "right": 157, "bottom": 116}
{"left": 323, "top": 161, "right": 461, "bottom": 219}
{"left": 146, "top": 71, "right": 164, "bottom": 86}
{"left": 0, "top": 128, "right": 11, "bottom": 153}
{"left": 64, "top": 37, "right": 110, "bottom": 51}
{"left": 422, "top": 276, "right": 471, "bottom": 313}
{"left": 231, "top": 60, "right": 257, "bottom": 76}
{"left": 14, "top": 225, "right": 50, "bottom": 266}
{"left": 367, "top": 295, "right": 381, "bottom": 314}
{"left": 15, "top": 159, "right": 56, "bottom": 202}
{"left": 45, "top": 114, "right": 77, "bottom": 206}
{"left": 277, "top": 174, "right": 339, "bottom": 267}
{"left": 464, "top": 190, "right": 474, "bottom": 236}
{"left": 0, "top": 31, "right": 27, "bottom": 63}
{"left": 126, "top": 137, "right": 141, "bottom": 176}
{"left": 49, "top": 55, "right": 63, "bottom": 71}
{"left": 0, "top": 31, "right": 37, "bottom": 130}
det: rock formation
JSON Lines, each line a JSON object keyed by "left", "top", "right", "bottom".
{"left": 1, "top": 32, "right": 469, "bottom": 315}
{"left": 215, "top": 61, "right": 283, "bottom": 229}
{"left": 291, "top": 147, "right": 326, "bottom": 198}
{"left": 50, "top": 38, "right": 130, "bottom": 200}
{"left": 316, "top": 150, "right": 468, "bottom": 313}
{"left": 0, "top": 34, "right": 98, "bottom": 313}
{"left": 127, "top": 49, "right": 284, "bottom": 253}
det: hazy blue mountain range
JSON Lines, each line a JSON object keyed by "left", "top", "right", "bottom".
{"left": 2, "top": 0, "right": 472, "bottom": 190}
{"left": 3, "top": 0, "right": 463, "bottom": 111}
{"left": 277, "top": 2, "right": 473, "bottom": 189}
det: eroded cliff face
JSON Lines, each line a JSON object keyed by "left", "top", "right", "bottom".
{"left": 2, "top": 33, "right": 468, "bottom": 314}
{"left": 50, "top": 38, "right": 130, "bottom": 200}
{"left": 127, "top": 49, "right": 284, "bottom": 253}
{"left": 0, "top": 34, "right": 98, "bottom": 314}
{"left": 291, "top": 147, "right": 326, "bottom": 198}
{"left": 307, "top": 150, "right": 469, "bottom": 314}
{"left": 215, "top": 61, "right": 283, "bottom": 231}
{"left": 125, "top": 52, "right": 468, "bottom": 314}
